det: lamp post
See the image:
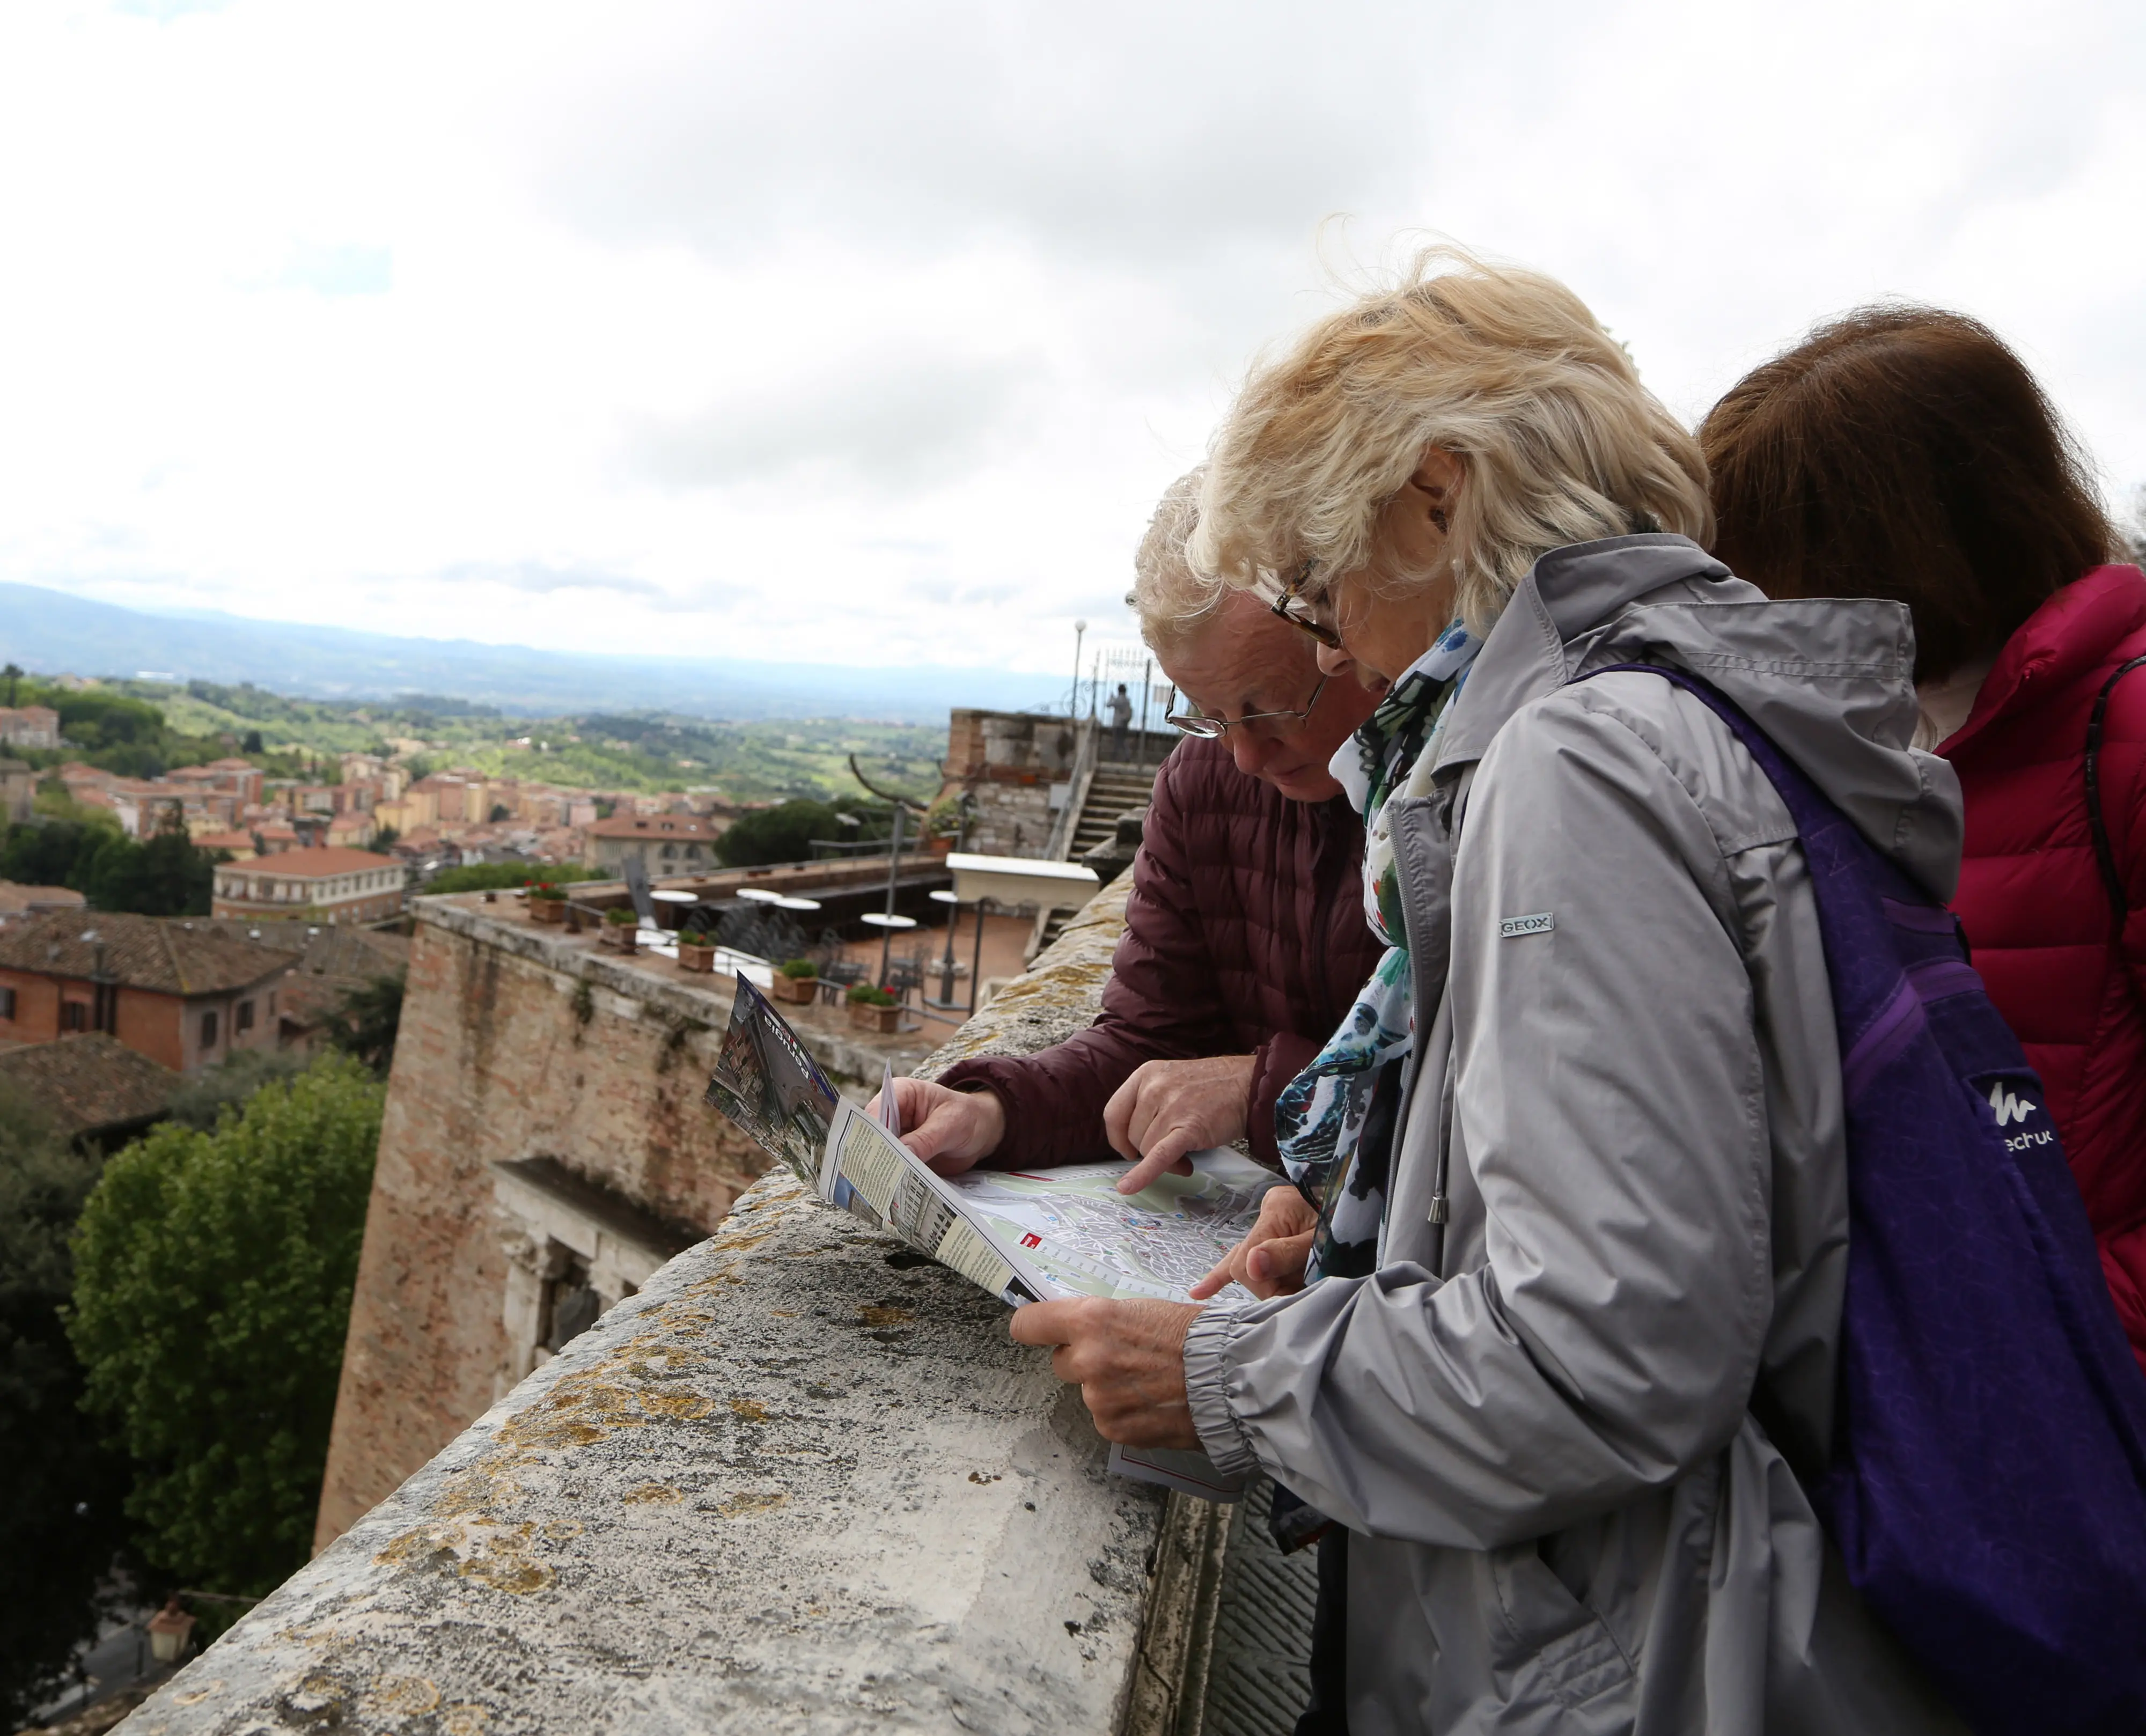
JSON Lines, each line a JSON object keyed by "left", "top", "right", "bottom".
{"left": 877, "top": 803, "right": 906, "bottom": 982}
{"left": 1071, "top": 619, "right": 1087, "bottom": 718}
{"left": 929, "top": 888, "right": 961, "bottom": 1005}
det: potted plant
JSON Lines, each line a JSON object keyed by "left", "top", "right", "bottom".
{"left": 846, "top": 981, "right": 902, "bottom": 1033}
{"left": 527, "top": 882, "right": 568, "bottom": 924}
{"left": 677, "top": 929, "right": 717, "bottom": 973}
{"left": 599, "top": 904, "right": 639, "bottom": 953}
{"left": 770, "top": 957, "right": 818, "bottom": 1005}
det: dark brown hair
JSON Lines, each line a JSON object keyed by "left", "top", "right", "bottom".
{"left": 1700, "top": 306, "right": 2113, "bottom": 681}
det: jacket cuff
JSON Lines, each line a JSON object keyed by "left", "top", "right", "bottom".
{"left": 1182, "top": 1302, "right": 1261, "bottom": 1477}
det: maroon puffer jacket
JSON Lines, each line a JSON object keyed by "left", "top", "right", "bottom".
{"left": 1942, "top": 563, "right": 2146, "bottom": 1374}
{"left": 938, "top": 737, "right": 1383, "bottom": 1170}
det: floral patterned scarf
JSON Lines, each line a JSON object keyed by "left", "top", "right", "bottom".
{"left": 1274, "top": 620, "right": 1480, "bottom": 1279}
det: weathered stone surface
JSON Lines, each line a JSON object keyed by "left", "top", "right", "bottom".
{"left": 120, "top": 1175, "right": 1165, "bottom": 1735}
{"left": 122, "top": 871, "right": 1180, "bottom": 1735}
{"left": 315, "top": 900, "right": 937, "bottom": 1550}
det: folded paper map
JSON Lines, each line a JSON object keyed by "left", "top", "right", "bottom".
{"left": 704, "top": 973, "right": 1279, "bottom": 1498}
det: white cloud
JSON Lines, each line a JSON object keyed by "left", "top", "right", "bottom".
{"left": 0, "top": 0, "right": 2139, "bottom": 676}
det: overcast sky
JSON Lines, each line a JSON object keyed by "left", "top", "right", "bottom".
{"left": 0, "top": 0, "right": 2140, "bottom": 675}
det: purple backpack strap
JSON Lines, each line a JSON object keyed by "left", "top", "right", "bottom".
{"left": 1577, "top": 659, "right": 2146, "bottom": 1736}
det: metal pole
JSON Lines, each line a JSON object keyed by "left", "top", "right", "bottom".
{"left": 936, "top": 896, "right": 960, "bottom": 1003}
{"left": 878, "top": 804, "right": 905, "bottom": 984}
{"left": 968, "top": 896, "right": 989, "bottom": 1016}
{"left": 1071, "top": 620, "right": 1087, "bottom": 718}
{"left": 1138, "top": 656, "right": 1153, "bottom": 764}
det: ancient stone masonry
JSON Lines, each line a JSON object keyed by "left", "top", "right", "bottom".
{"left": 313, "top": 894, "right": 937, "bottom": 1550}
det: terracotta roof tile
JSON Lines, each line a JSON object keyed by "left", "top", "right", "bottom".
{"left": 0, "top": 1033, "right": 180, "bottom": 1138}
{"left": 0, "top": 910, "right": 298, "bottom": 996}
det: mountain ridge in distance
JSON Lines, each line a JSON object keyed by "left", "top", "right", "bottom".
{"left": 0, "top": 581, "right": 1071, "bottom": 723}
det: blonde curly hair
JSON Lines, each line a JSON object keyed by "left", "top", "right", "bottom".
{"left": 1188, "top": 248, "right": 1713, "bottom": 631}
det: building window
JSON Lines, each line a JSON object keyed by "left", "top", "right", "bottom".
{"left": 237, "top": 999, "right": 255, "bottom": 1033}
{"left": 0, "top": 987, "right": 14, "bottom": 1021}
{"left": 62, "top": 1001, "right": 89, "bottom": 1032}
{"left": 200, "top": 1009, "right": 219, "bottom": 1049}
{"left": 268, "top": 991, "right": 277, "bottom": 1017}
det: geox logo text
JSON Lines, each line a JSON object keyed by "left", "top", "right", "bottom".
{"left": 1500, "top": 912, "right": 1554, "bottom": 938}
{"left": 1987, "top": 1082, "right": 2037, "bottom": 1129}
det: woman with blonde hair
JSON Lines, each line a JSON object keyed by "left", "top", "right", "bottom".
{"left": 1012, "top": 253, "right": 1971, "bottom": 1732}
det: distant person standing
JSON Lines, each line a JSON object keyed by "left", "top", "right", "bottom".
{"left": 1108, "top": 681, "right": 1135, "bottom": 757}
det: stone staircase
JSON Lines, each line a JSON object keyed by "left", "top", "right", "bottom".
{"left": 1068, "top": 761, "right": 1164, "bottom": 860}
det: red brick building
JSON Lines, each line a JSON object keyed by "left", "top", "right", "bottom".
{"left": 212, "top": 847, "right": 403, "bottom": 924}
{"left": 0, "top": 911, "right": 297, "bottom": 1073}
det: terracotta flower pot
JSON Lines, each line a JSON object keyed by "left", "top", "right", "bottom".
{"left": 599, "top": 923, "right": 638, "bottom": 954}
{"left": 847, "top": 1002, "right": 901, "bottom": 1034}
{"left": 528, "top": 898, "right": 567, "bottom": 924}
{"left": 677, "top": 942, "right": 717, "bottom": 973}
{"left": 770, "top": 973, "right": 818, "bottom": 1005}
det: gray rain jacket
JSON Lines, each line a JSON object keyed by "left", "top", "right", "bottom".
{"left": 1184, "top": 536, "right": 1973, "bottom": 1734}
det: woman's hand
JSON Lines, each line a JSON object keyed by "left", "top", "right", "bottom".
{"left": 1008, "top": 1297, "right": 1203, "bottom": 1448}
{"left": 863, "top": 1078, "right": 1006, "bottom": 1175}
{"left": 1188, "top": 1184, "right": 1318, "bottom": 1300}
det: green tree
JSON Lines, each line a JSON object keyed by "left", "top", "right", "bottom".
{"left": 70, "top": 808, "right": 223, "bottom": 916}
{"left": 165, "top": 1049, "right": 308, "bottom": 1132}
{"left": 716, "top": 798, "right": 891, "bottom": 867}
{"left": 0, "top": 1093, "right": 135, "bottom": 1728}
{"left": 2, "top": 661, "right": 21, "bottom": 707}
{"left": 240, "top": 729, "right": 264, "bottom": 755}
{"left": 69, "top": 1055, "right": 384, "bottom": 1595}
{"left": 326, "top": 974, "right": 406, "bottom": 1078}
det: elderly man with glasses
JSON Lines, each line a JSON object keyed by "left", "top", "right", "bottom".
{"left": 874, "top": 470, "right": 1384, "bottom": 1205}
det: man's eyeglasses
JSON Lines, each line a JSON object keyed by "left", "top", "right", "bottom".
{"left": 1270, "top": 560, "right": 1343, "bottom": 651}
{"left": 1166, "top": 673, "right": 1329, "bottom": 739}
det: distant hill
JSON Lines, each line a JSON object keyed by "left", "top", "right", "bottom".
{"left": 0, "top": 582, "right": 1068, "bottom": 723}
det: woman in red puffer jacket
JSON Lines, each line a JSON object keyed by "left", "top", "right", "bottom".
{"left": 1701, "top": 305, "right": 2146, "bottom": 1374}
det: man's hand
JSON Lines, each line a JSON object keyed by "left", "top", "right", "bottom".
{"left": 1189, "top": 1185, "right": 1318, "bottom": 1300}
{"left": 1104, "top": 1054, "right": 1258, "bottom": 1195}
{"left": 863, "top": 1078, "right": 1006, "bottom": 1175}
{"left": 1008, "top": 1297, "right": 1203, "bottom": 1448}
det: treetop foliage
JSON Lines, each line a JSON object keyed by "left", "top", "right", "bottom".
{"left": 68, "top": 1053, "right": 384, "bottom": 1595}
{"left": 0, "top": 810, "right": 224, "bottom": 916}
{"left": 715, "top": 797, "right": 895, "bottom": 868}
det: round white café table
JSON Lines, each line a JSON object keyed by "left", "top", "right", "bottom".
{"left": 651, "top": 889, "right": 697, "bottom": 903}
{"left": 736, "top": 887, "right": 784, "bottom": 904}
{"left": 929, "top": 889, "right": 960, "bottom": 906}
{"left": 859, "top": 913, "right": 918, "bottom": 930}
{"left": 774, "top": 895, "right": 821, "bottom": 911}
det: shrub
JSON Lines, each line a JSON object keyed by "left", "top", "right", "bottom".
{"left": 526, "top": 882, "right": 569, "bottom": 902}
{"left": 779, "top": 957, "right": 818, "bottom": 979}
{"left": 424, "top": 862, "right": 591, "bottom": 897}
{"left": 602, "top": 905, "right": 637, "bottom": 926}
{"left": 846, "top": 983, "right": 898, "bottom": 1007}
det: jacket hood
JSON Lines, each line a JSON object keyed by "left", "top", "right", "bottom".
{"left": 1943, "top": 564, "right": 2146, "bottom": 757}
{"left": 1436, "top": 533, "right": 1965, "bottom": 900}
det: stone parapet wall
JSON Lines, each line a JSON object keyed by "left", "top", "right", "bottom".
{"left": 116, "top": 876, "right": 1202, "bottom": 1736}
{"left": 312, "top": 898, "right": 939, "bottom": 1550}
